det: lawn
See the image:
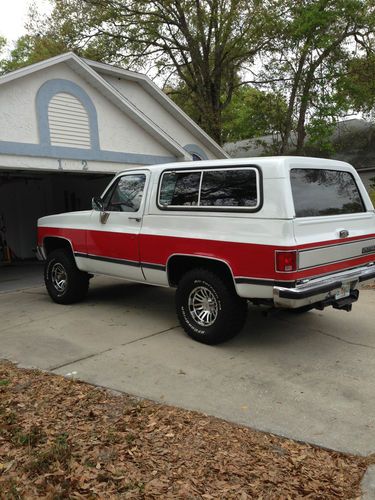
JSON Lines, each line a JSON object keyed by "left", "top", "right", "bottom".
{"left": 0, "top": 361, "right": 372, "bottom": 499}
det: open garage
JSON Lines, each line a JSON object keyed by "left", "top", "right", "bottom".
{"left": 0, "top": 170, "right": 112, "bottom": 260}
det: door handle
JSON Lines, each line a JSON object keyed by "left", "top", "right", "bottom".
{"left": 128, "top": 216, "right": 141, "bottom": 222}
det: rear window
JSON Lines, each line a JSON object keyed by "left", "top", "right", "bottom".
{"left": 290, "top": 168, "right": 365, "bottom": 217}
{"left": 159, "top": 167, "right": 260, "bottom": 210}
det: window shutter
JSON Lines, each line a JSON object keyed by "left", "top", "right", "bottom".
{"left": 48, "top": 93, "right": 91, "bottom": 149}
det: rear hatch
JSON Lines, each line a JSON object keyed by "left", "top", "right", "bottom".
{"left": 290, "top": 167, "right": 375, "bottom": 280}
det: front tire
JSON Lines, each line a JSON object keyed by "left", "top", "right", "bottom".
{"left": 44, "top": 249, "right": 89, "bottom": 304}
{"left": 176, "top": 268, "right": 247, "bottom": 345}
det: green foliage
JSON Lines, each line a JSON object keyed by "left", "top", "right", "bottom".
{"left": 338, "top": 54, "right": 375, "bottom": 117}
{"left": 169, "top": 84, "right": 287, "bottom": 142}
{"left": 222, "top": 87, "right": 287, "bottom": 143}
{"left": 261, "top": 0, "right": 375, "bottom": 154}
{"left": 0, "top": 34, "right": 70, "bottom": 74}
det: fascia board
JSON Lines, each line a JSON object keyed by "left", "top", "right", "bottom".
{"left": 85, "top": 59, "right": 229, "bottom": 159}
{"left": 0, "top": 52, "right": 76, "bottom": 86}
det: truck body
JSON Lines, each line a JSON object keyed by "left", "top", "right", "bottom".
{"left": 37, "top": 156, "right": 375, "bottom": 344}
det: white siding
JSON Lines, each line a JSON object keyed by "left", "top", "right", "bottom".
{"left": 48, "top": 92, "right": 91, "bottom": 148}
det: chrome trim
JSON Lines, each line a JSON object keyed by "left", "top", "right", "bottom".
{"left": 165, "top": 253, "right": 236, "bottom": 288}
{"left": 273, "top": 263, "right": 375, "bottom": 308}
{"left": 36, "top": 245, "right": 46, "bottom": 261}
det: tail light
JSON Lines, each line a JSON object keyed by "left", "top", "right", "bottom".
{"left": 275, "top": 250, "right": 297, "bottom": 272}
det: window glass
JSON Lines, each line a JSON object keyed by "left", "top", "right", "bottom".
{"left": 159, "top": 171, "right": 201, "bottom": 206}
{"left": 106, "top": 174, "right": 146, "bottom": 212}
{"left": 290, "top": 168, "right": 365, "bottom": 217}
{"left": 200, "top": 169, "right": 257, "bottom": 207}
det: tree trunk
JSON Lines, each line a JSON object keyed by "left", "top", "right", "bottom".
{"left": 296, "top": 69, "right": 315, "bottom": 154}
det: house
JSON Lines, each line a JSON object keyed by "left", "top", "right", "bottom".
{"left": 0, "top": 53, "right": 227, "bottom": 260}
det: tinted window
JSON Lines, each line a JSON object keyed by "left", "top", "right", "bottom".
{"left": 200, "top": 169, "right": 257, "bottom": 207}
{"left": 290, "top": 168, "right": 365, "bottom": 217}
{"left": 159, "top": 171, "right": 201, "bottom": 206}
{"left": 159, "top": 167, "right": 259, "bottom": 210}
{"left": 106, "top": 174, "right": 146, "bottom": 212}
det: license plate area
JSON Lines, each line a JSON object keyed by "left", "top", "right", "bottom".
{"left": 335, "top": 284, "right": 350, "bottom": 300}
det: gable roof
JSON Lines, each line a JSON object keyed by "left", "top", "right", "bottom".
{"left": 83, "top": 58, "right": 228, "bottom": 159}
{"left": 0, "top": 52, "right": 228, "bottom": 160}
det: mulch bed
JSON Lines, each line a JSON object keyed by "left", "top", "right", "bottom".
{"left": 0, "top": 361, "right": 373, "bottom": 499}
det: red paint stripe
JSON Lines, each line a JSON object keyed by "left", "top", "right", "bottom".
{"left": 38, "top": 226, "right": 375, "bottom": 282}
{"left": 38, "top": 227, "right": 86, "bottom": 253}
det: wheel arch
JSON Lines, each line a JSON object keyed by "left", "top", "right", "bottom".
{"left": 166, "top": 254, "right": 237, "bottom": 290}
{"left": 43, "top": 236, "right": 75, "bottom": 259}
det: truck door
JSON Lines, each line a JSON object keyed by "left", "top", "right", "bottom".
{"left": 85, "top": 170, "right": 149, "bottom": 280}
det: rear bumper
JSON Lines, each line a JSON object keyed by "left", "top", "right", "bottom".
{"left": 273, "top": 264, "right": 375, "bottom": 309}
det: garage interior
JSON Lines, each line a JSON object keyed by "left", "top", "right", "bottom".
{"left": 0, "top": 170, "right": 113, "bottom": 262}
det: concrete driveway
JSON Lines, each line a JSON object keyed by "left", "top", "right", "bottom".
{"left": 1, "top": 265, "right": 375, "bottom": 456}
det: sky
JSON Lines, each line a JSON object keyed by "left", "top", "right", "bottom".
{"left": 0, "top": 0, "right": 51, "bottom": 47}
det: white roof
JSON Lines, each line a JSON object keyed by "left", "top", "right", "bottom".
{"left": 117, "top": 156, "right": 353, "bottom": 178}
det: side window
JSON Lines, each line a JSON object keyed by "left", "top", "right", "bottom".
{"left": 105, "top": 174, "right": 146, "bottom": 212}
{"left": 159, "top": 167, "right": 259, "bottom": 210}
{"left": 200, "top": 169, "right": 258, "bottom": 207}
{"left": 159, "top": 171, "right": 201, "bottom": 207}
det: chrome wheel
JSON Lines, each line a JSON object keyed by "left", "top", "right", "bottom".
{"left": 188, "top": 285, "right": 218, "bottom": 327}
{"left": 51, "top": 262, "right": 68, "bottom": 292}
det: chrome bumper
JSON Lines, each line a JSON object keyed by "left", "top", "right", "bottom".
{"left": 273, "top": 264, "right": 375, "bottom": 309}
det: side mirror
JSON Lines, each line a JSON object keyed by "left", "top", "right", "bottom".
{"left": 92, "top": 196, "right": 104, "bottom": 211}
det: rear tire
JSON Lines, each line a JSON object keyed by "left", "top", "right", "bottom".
{"left": 44, "top": 249, "right": 89, "bottom": 304}
{"left": 176, "top": 268, "right": 247, "bottom": 345}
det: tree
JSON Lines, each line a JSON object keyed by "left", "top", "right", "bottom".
{"left": 19, "top": 0, "right": 278, "bottom": 144}
{"left": 369, "top": 176, "right": 375, "bottom": 206}
{"left": 221, "top": 86, "right": 287, "bottom": 143}
{"left": 0, "top": 35, "right": 7, "bottom": 74}
{"left": 169, "top": 84, "right": 287, "bottom": 142}
{"left": 338, "top": 53, "right": 375, "bottom": 118}
{"left": 258, "top": 0, "right": 375, "bottom": 154}
{"left": 0, "top": 34, "right": 70, "bottom": 75}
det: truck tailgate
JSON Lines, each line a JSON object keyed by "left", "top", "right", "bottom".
{"left": 293, "top": 213, "right": 375, "bottom": 274}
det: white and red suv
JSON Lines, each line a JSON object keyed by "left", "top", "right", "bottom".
{"left": 37, "top": 156, "right": 375, "bottom": 344}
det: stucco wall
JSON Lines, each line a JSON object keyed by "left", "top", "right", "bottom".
{"left": 102, "top": 75, "right": 214, "bottom": 159}
{"left": 0, "top": 63, "right": 172, "bottom": 157}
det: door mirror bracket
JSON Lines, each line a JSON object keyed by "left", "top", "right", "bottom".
{"left": 92, "top": 197, "right": 109, "bottom": 224}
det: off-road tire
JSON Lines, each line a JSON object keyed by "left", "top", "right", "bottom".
{"left": 176, "top": 268, "right": 247, "bottom": 345}
{"left": 44, "top": 249, "right": 89, "bottom": 304}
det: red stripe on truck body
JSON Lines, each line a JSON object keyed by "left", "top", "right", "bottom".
{"left": 38, "top": 226, "right": 375, "bottom": 282}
